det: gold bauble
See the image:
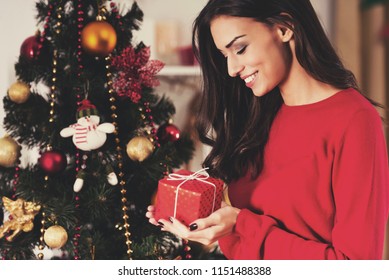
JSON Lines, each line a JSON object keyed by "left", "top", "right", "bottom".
{"left": 126, "top": 136, "right": 154, "bottom": 162}
{"left": 81, "top": 21, "right": 117, "bottom": 56}
{"left": 43, "top": 225, "right": 68, "bottom": 249}
{"left": 8, "top": 81, "right": 31, "bottom": 104}
{"left": 0, "top": 136, "right": 21, "bottom": 168}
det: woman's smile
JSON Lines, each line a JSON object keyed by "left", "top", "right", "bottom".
{"left": 242, "top": 71, "right": 258, "bottom": 87}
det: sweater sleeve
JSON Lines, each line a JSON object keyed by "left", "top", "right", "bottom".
{"left": 219, "top": 109, "right": 389, "bottom": 259}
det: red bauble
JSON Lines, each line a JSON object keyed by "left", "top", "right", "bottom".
{"left": 157, "top": 123, "right": 180, "bottom": 144}
{"left": 20, "top": 35, "right": 41, "bottom": 60}
{"left": 39, "top": 150, "right": 67, "bottom": 174}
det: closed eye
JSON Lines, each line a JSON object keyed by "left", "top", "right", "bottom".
{"left": 237, "top": 46, "right": 247, "bottom": 55}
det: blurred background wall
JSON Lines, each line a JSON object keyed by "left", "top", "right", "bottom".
{"left": 332, "top": 1, "right": 389, "bottom": 259}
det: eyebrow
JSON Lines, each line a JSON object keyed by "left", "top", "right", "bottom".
{"left": 225, "top": 35, "right": 247, "bottom": 48}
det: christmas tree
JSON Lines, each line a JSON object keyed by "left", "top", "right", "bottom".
{"left": 0, "top": 0, "right": 211, "bottom": 260}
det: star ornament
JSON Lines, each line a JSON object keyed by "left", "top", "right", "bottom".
{"left": 111, "top": 46, "right": 164, "bottom": 103}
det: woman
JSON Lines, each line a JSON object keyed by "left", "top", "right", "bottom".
{"left": 147, "top": 0, "right": 389, "bottom": 259}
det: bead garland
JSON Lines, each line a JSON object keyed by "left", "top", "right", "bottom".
{"left": 138, "top": 102, "right": 160, "bottom": 149}
{"left": 105, "top": 54, "right": 133, "bottom": 259}
{"left": 11, "top": 164, "right": 20, "bottom": 200}
{"left": 38, "top": 0, "right": 63, "bottom": 259}
{"left": 71, "top": 0, "right": 86, "bottom": 260}
{"left": 109, "top": 1, "right": 124, "bottom": 32}
{"left": 183, "top": 239, "right": 192, "bottom": 259}
{"left": 36, "top": 2, "right": 53, "bottom": 57}
{"left": 37, "top": 211, "right": 46, "bottom": 260}
{"left": 49, "top": 49, "right": 58, "bottom": 124}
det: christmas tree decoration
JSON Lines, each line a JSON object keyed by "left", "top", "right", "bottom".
{"left": 81, "top": 21, "right": 117, "bottom": 57}
{"left": 111, "top": 46, "right": 164, "bottom": 102}
{"left": 157, "top": 123, "right": 181, "bottom": 144}
{"left": 0, "top": 197, "right": 41, "bottom": 242}
{"left": 0, "top": 0, "right": 199, "bottom": 260}
{"left": 70, "top": 1, "right": 87, "bottom": 257}
{"left": 20, "top": 34, "right": 43, "bottom": 60}
{"left": 0, "top": 135, "right": 21, "bottom": 168}
{"left": 139, "top": 102, "right": 160, "bottom": 148}
{"left": 7, "top": 81, "right": 31, "bottom": 104}
{"left": 60, "top": 99, "right": 118, "bottom": 192}
{"left": 43, "top": 225, "right": 68, "bottom": 249}
{"left": 105, "top": 54, "right": 133, "bottom": 258}
{"left": 10, "top": 165, "right": 21, "bottom": 202}
{"left": 126, "top": 136, "right": 154, "bottom": 162}
{"left": 37, "top": 211, "right": 47, "bottom": 260}
{"left": 60, "top": 99, "right": 115, "bottom": 151}
{"left": 48, "top": 50, "right": 59, "bottom": 124}
{"left": 38, "top": 149, "right": 67, "bottom": 174}
{"left": 183, "top": 239, "right": 192, "bottom": 259}
{"left": 75, "top": 0, "right": 86, "bottom": 78}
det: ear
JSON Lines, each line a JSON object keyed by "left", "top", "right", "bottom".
{"left": 277, "top": 25, "right": 293, "bottom": 43}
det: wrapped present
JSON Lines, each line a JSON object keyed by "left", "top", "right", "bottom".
{"left": 154, "top": 168, "right": 224, "bottom": 226}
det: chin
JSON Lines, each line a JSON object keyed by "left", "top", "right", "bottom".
{"left": 251, "top": 84, "right": 274, "bottom": 97}
{"left": 251, "top": 89, "right": 268, "bottom": 97}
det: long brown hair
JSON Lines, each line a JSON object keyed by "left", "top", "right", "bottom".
{"left": 192, "top": 0, "right": 367, "bottom": 183}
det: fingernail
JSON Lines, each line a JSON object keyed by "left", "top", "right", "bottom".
{"left": 169, "top": 217, "right": 174, "bottom": 223}
{"left": 189, "top": 223, "right": 198, "bottom": 231}
{"left": 158, "top": 221, "right": 164, "bottom": 227}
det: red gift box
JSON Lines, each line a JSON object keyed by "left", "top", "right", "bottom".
{"left": 154, "top": 169, "right": 224, "bottom": 226}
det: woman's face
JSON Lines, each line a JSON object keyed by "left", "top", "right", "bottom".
{"left": 210, "top": 15, "right": 291, "bottom": 97}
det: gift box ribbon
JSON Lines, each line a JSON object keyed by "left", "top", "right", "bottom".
{"left": 167, "top": 168, "right": 216, "bottom": 219}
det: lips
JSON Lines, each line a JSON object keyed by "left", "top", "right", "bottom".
{"left": 242, "top": 71, "right": 258, "bottom": 87}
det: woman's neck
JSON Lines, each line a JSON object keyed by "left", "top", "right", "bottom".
{"left": 279, "top": 57, "right": 340, "bottom": 106}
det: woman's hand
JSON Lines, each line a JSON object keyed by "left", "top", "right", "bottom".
{"left": 145, "top": 205, "right": 160, "bottom": 226}
{"left": 146, "top": 202, "right": 240, "bottom": 246}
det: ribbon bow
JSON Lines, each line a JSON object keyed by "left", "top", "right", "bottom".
{"left": 167, "top": 168, "right": 216, "bottom": 219}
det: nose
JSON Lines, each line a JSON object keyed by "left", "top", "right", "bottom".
{"left": 227, "top": 56, "right": 244, "bottom": 77}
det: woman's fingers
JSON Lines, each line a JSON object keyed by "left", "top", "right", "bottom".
{"left": 157, "top": 217, "right": 222, "bottom": 245}
{"left": 158, "top": 217, "right": 190, "bottom": 237}
{"left": 148, "top": 217, "right": 159, "bottom": 226}
{"left": 145, "top": 205, "right": 160, "bottom": 226}
{"left": 149, "top": 205, "right": 240, "bottom": 246}
{"left": 188, "top": 210, "right": 222, "bottom": 231}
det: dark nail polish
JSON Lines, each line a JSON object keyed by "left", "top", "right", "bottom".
{"left": 189, "top": 223, "right": 198, "bottom": 231}
{"left": 158, "top": 221, "right": 164, "bottom": 227}
{"left": 169, "top": 217, "right": 174, "bottom": 223}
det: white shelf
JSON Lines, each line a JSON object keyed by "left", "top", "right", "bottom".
{"left": 158, "top": 66, "right": 200, "bottom": 76}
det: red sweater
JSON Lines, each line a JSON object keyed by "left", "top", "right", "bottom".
{"left": 219, "top": 88, "right": 389, "bottom": 259}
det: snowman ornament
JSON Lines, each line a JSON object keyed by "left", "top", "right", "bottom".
{"left": 60, "top": 100, "right": 118, "bottom": 192}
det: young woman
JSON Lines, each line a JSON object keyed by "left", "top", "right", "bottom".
{"left": 146, "top": 0, "right": 389, "bottom": 259}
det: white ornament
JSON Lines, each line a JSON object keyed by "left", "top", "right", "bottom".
{"left": 59, "top": 101, "right": 118, "bottom": 192}
{"left": 60, "top": 115, "right": 114, "bottom": 151}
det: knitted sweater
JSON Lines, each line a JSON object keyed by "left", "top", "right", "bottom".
{"left": 219, "top": 88, "right": 389, "bottom": 259}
